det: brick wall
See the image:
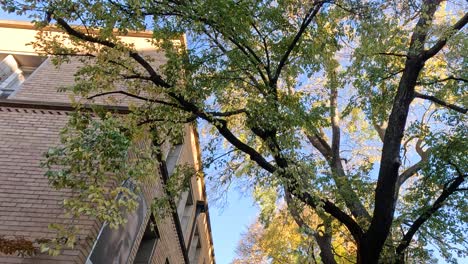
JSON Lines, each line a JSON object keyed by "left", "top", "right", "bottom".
{"left": 0, "top": 105, "right": 189, "bottom": 264}
{"left": 12, "top": 55, "right": 167, "bottom": 106}
{"left": 0, "top": 106, "right": 99, "bottom": 263}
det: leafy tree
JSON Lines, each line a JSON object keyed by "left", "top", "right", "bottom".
{"left": 1, "top": 0, "right": 467, "bottom": 263}
{"left": 233, "top": 205, "right": 356, "bottom": 263}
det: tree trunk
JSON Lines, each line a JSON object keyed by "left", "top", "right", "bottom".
{"left": 356, "top": 240, "right": 404, "bottom": 264}
{"left": 314, "top": 232, "right": 337, "bottom": 264}
{"left": 356, "top": 240, "right": 379, "bottom": 264}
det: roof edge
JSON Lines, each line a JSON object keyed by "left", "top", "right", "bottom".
{"left": 0, "top": 19, "right": 185, "bottom": 43}
{"left": 0, "top": 99, "right": 130, "bottom": 114}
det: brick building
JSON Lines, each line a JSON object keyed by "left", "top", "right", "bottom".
{"left": 0, "top": 20, "right": 215, "bottom": 264}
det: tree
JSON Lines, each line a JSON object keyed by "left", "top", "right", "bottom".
{"left": 233, "top": 205, "right": 356, "bottom": 263}
{"left": 1, "top": 0, "right": 466, "bottom": 263}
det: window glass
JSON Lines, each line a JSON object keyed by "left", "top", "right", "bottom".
{"left": 134, "top": 217, "right": 160, "bottom": 264}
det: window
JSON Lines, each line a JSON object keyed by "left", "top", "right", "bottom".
{"left": 86, "top": 181, "right": 148, "bottom": 264}
{"left": 134, "top": 217, "right": 160, "bottom": 264}
{"left": 179, "top": 185, "right": 194, "bottom": 234}
{"left": 0, "top": 54, "right": 44, "bottom": 98}
{"left": 165, "top": 132, "right": 184, "bottom": 177}
{"left": 166, "top": 143, "right": 183, "bottom": 176}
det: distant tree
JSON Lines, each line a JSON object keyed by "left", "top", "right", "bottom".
{"left": 233, "top": 205, "right": 356, "bottom": 264}
{"left": 1, "top": 0, "right": 466, "bottom": 263}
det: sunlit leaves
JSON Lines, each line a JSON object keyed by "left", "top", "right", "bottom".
{"left": 41, "top": 112, "right": 156, "bottom": 250}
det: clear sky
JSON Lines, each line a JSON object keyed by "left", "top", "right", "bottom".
{"left": 207, "top": 186, "right": 258, "bottom": 263}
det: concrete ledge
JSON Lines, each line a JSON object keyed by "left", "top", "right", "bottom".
{"left": 0, "top": 98, "right": 130, "bottom": 114}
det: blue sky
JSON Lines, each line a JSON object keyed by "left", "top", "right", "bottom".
{"left": 208, "top": 186, "right": 258, "bottom": 263}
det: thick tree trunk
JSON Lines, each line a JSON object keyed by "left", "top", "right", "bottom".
{"left": 356, "top": 240, "right": 379, "bottom": 264}
{"left": 356, "top": 240, "right": 405, "bottom": 264}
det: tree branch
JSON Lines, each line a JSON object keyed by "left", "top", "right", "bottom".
{"left": 224, "top": 34, "right": 270, "bottom": 86}
{"left": 87, "top": 90, "right": 182, "bottom": 109}
{"left": 414, "top": 91, "right": 467, "bottom": 114}
{"left": 372, "top": 121, "right": 387, "bottom": 142}
{"left": 52, "top": 15, "right": 277, "bottom": 180}
{"left": 306, "top": 132, "right": 333, "bottom": 160}
{"left": 137, "top": 115, "right": 197, "bottom": 126}
{"left": 53, "top": 16, "right": 171, "bottom": 89}
{"left": 398, "top": 139, "right": 430, "bottom": 190}
{"left": 207, "top": 109, "right": 246, "bottom": 117}
{"left": 416, "top": 76, "right": 468, "bottom": 86}
{"left": 269, "top": 140, "right": 364, "bottom": 243}
{"left": 376, "top": 52, "right": 409, "bottom": 58}
{"left": 51, "top": 5, "right": 366, "bottom": 249}
{"left": 285, "top": 186, "right": 364, "bottom": 244}
{"left": 251, "top": 22, "right": 271, "bottom": 79}
{"left": 329, "top": 74, "right": 341, "bottom": 164}
{"left": 272, "top": 1, "right": 324, "bottom": 83}
{"left": 284, "top": 188, "right": 316, "bottom": 236}
{"left": 396, "top": 163, "right": 466, "bottom": 254}
{"left": 120, "top": 74, "right": 153, "bottom": 80}
{"left": 306, "top": 131, "right": 370, "bottom": 220}
{"left": 202, "top": 28, "right": 268, "bottom": 96}
{"left": 397, "top": 160, "right": 423, "bottom": 190}
{"left": 285, "top": 189, "right": 340, "bottom": 264}
{"left": 422, "top": 12, "right": 468, "bottom": 61}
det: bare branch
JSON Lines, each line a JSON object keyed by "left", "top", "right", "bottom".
{"left": 306, "top": 132, "right": 332, "bottom": 160}
{"left": 414, "top": 91, "right": 467, "bottom": 114}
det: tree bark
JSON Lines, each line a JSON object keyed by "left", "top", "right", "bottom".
{"left": 314, "top": 231, "right": 337, "bottom": 264}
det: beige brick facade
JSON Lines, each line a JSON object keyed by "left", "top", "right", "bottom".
{"left": 0, "top": 20, "right": 215, "bottom": 264}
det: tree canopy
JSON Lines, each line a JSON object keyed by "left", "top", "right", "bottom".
{"left": 1, "top": 0, "right": 467, "bottom": 263}
{"left": 233, "top": 205, "right": 356, "bottom": 263}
